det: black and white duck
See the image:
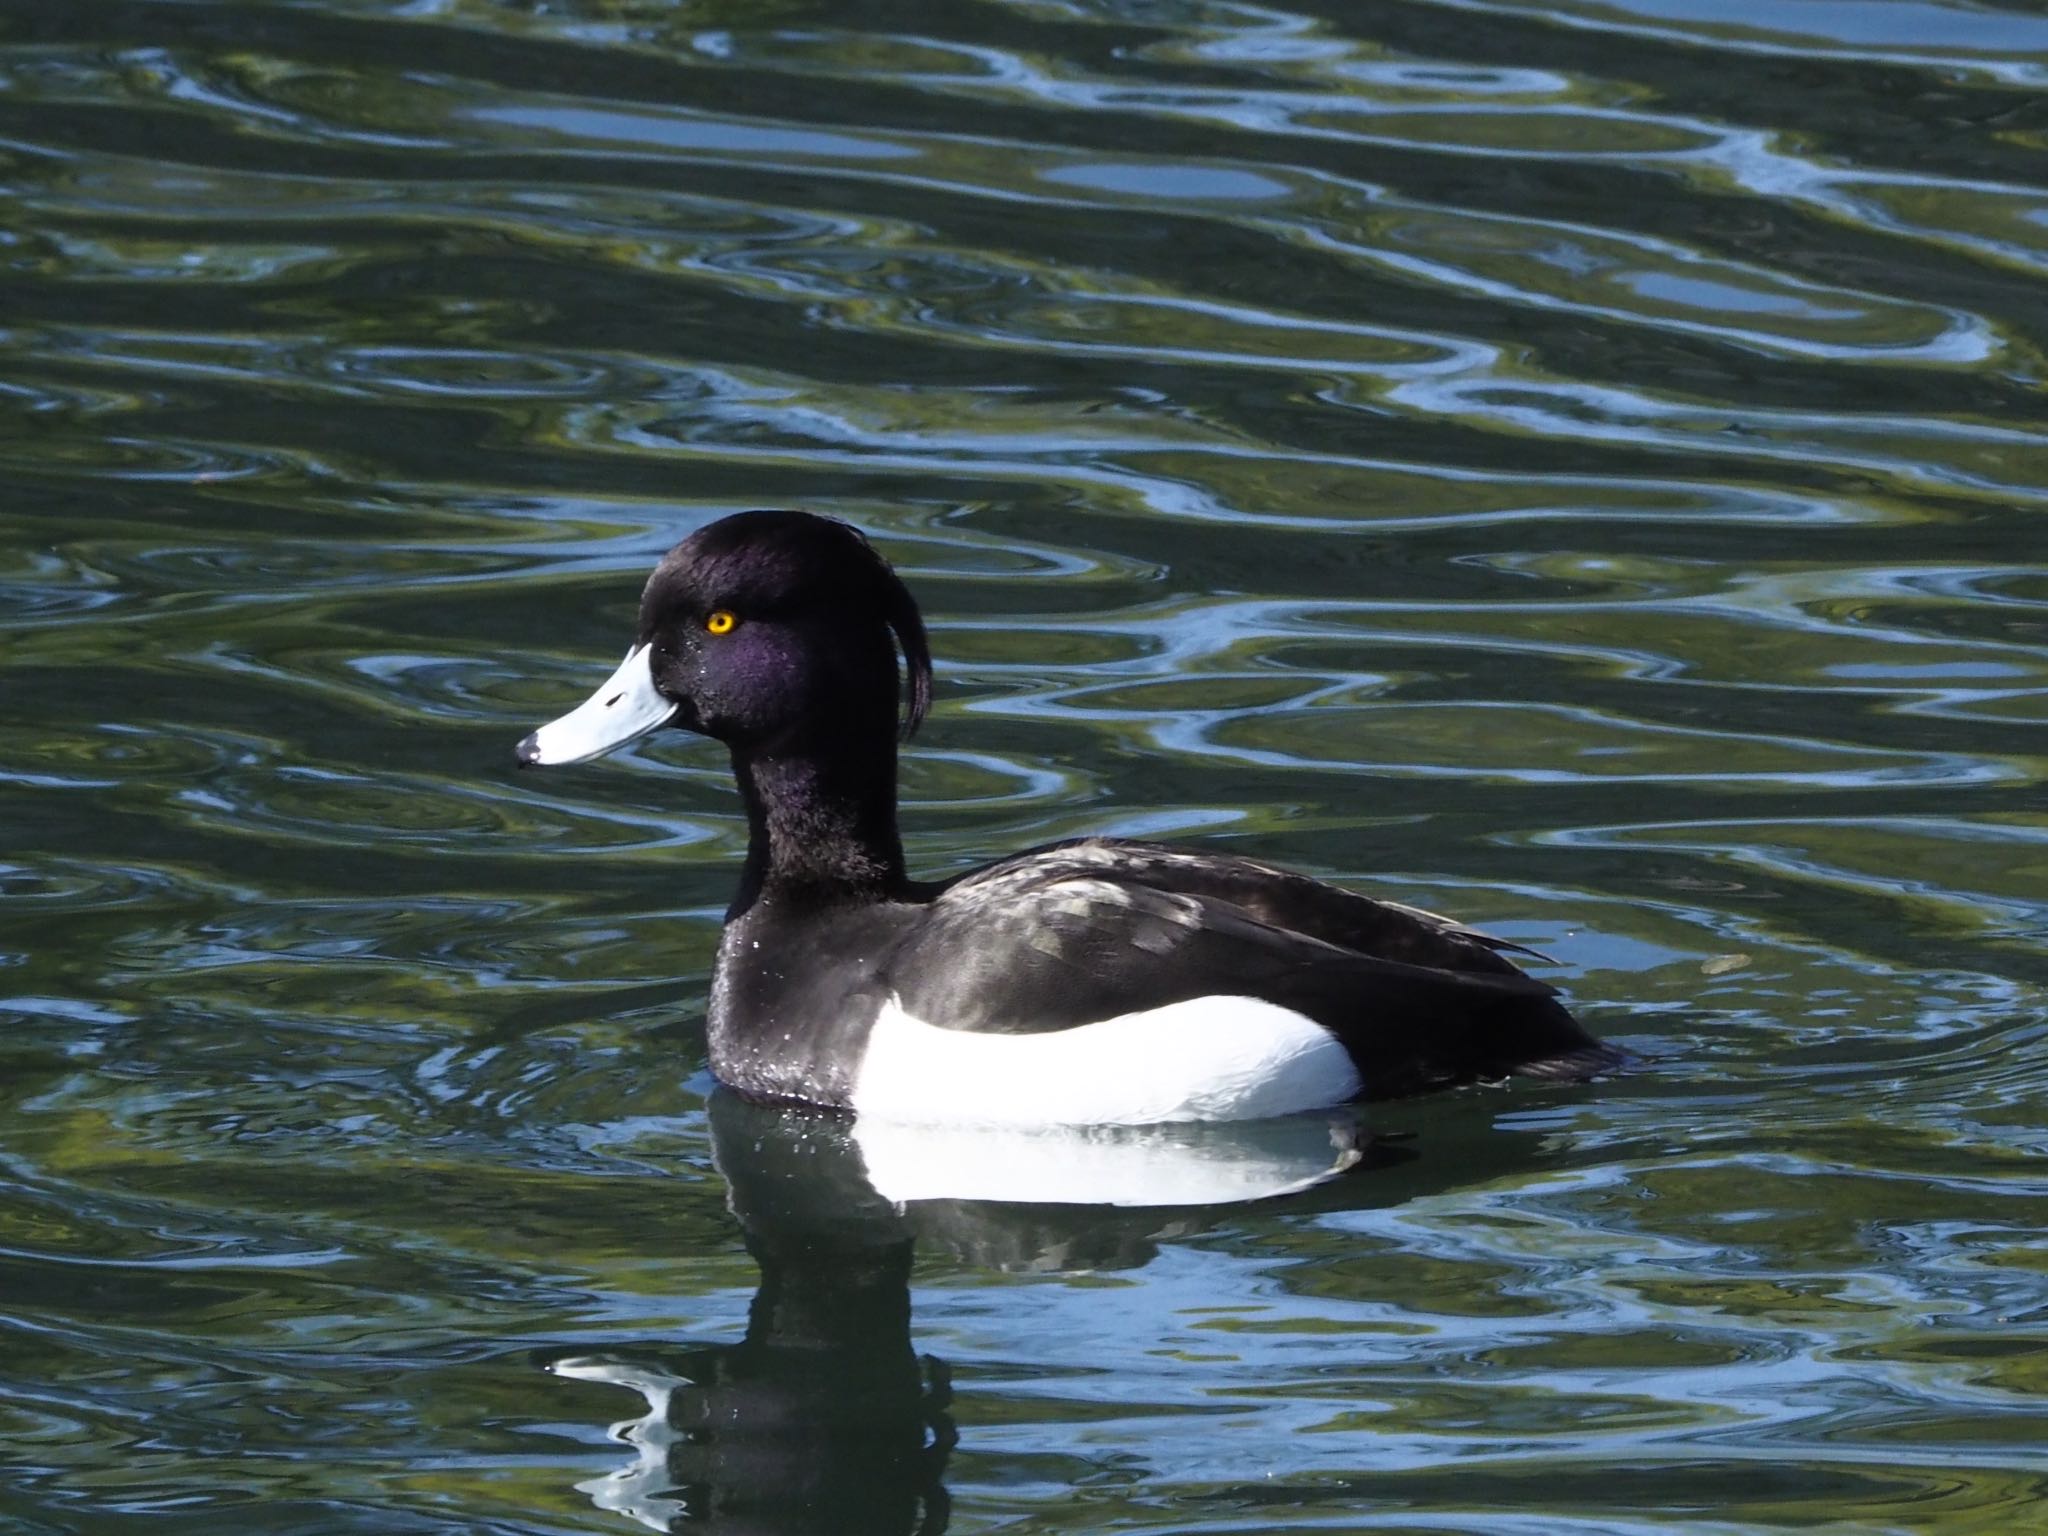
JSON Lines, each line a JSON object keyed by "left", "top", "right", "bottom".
{"left": 516, "top": 510, "right": 1624, "bottom": 1125}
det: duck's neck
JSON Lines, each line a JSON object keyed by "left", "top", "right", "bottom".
{"left": 727, "top": 736, "right": 906, "bottom": 916}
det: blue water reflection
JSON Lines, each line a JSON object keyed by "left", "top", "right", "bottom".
{"left": 4, "top": 0, "right": 2048, "bottom": 1531}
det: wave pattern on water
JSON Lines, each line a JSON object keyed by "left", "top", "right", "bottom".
{"left": 3, "top": 0, "right": 2047, "bottom": 1532}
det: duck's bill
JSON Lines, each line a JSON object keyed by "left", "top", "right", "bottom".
{"left": 515, "top": 644, "right": 677, "bottom": 766}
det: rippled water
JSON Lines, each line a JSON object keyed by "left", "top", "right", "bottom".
{"left": 6, "top": 0, "right": 2048, "bottom": 1530}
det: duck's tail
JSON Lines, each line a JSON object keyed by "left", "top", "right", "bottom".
{"left": 1508, "top": 1037, "right": 1638, "bottom": 1083}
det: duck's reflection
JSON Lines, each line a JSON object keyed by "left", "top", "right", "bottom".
{"left": 546, "top": 1093, "right": 1397, "bottom": 1533}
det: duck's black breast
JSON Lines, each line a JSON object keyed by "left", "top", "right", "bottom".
{"left": 709, "top": 901, "right": 911, "bottom": 1108}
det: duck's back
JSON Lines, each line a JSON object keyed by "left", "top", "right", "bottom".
{"left": 859, "top": 839, "right": 1618, "bottom": 1114}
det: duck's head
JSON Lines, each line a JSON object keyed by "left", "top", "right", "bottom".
{"left": 516, "top": 510, "right": 932, "bottom": 767}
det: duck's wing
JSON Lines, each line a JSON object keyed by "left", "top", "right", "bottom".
{"left": 1010, "top": 839, "right": 1559, "bottom": 976}
{"left": 893, "top": 844, "right": 1618, "bottom": 1096}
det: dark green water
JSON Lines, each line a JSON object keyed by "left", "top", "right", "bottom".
{"left": 5, "top": 1, "right": 2048, "bottom": 1531}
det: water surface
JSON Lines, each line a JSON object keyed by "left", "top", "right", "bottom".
{"left": 5, "top": 1, "right": 2048, "bottom": 1531}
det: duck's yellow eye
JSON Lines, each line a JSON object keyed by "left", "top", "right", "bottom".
{"left": 705, "top": 609, "right": 738, "bottom": 635}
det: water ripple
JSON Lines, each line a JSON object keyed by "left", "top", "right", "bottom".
{"left": 4, "top": 1, "right": 2047, "bottom": 1532}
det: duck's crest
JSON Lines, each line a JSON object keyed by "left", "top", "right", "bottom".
{"left": 647, "top": 510, "right": 931, "bottom": 739}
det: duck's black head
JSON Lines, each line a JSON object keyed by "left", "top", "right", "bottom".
{"left": 516, "top": 510, "right": 931, "bottom": 767}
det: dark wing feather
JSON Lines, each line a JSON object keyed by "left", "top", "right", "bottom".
{"left": 928, "top": 839, "right": 1554, "bottom": 974}
{"left": 892, "top": 841, "right": 1618, "bottom": 1097}
{"left": 1024, "top": 839, "right": 1558, "bottom": 973}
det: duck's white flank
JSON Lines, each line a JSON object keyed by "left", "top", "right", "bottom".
{"left": 851, "top": 994, "right": 1362, "bottom": 1126}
